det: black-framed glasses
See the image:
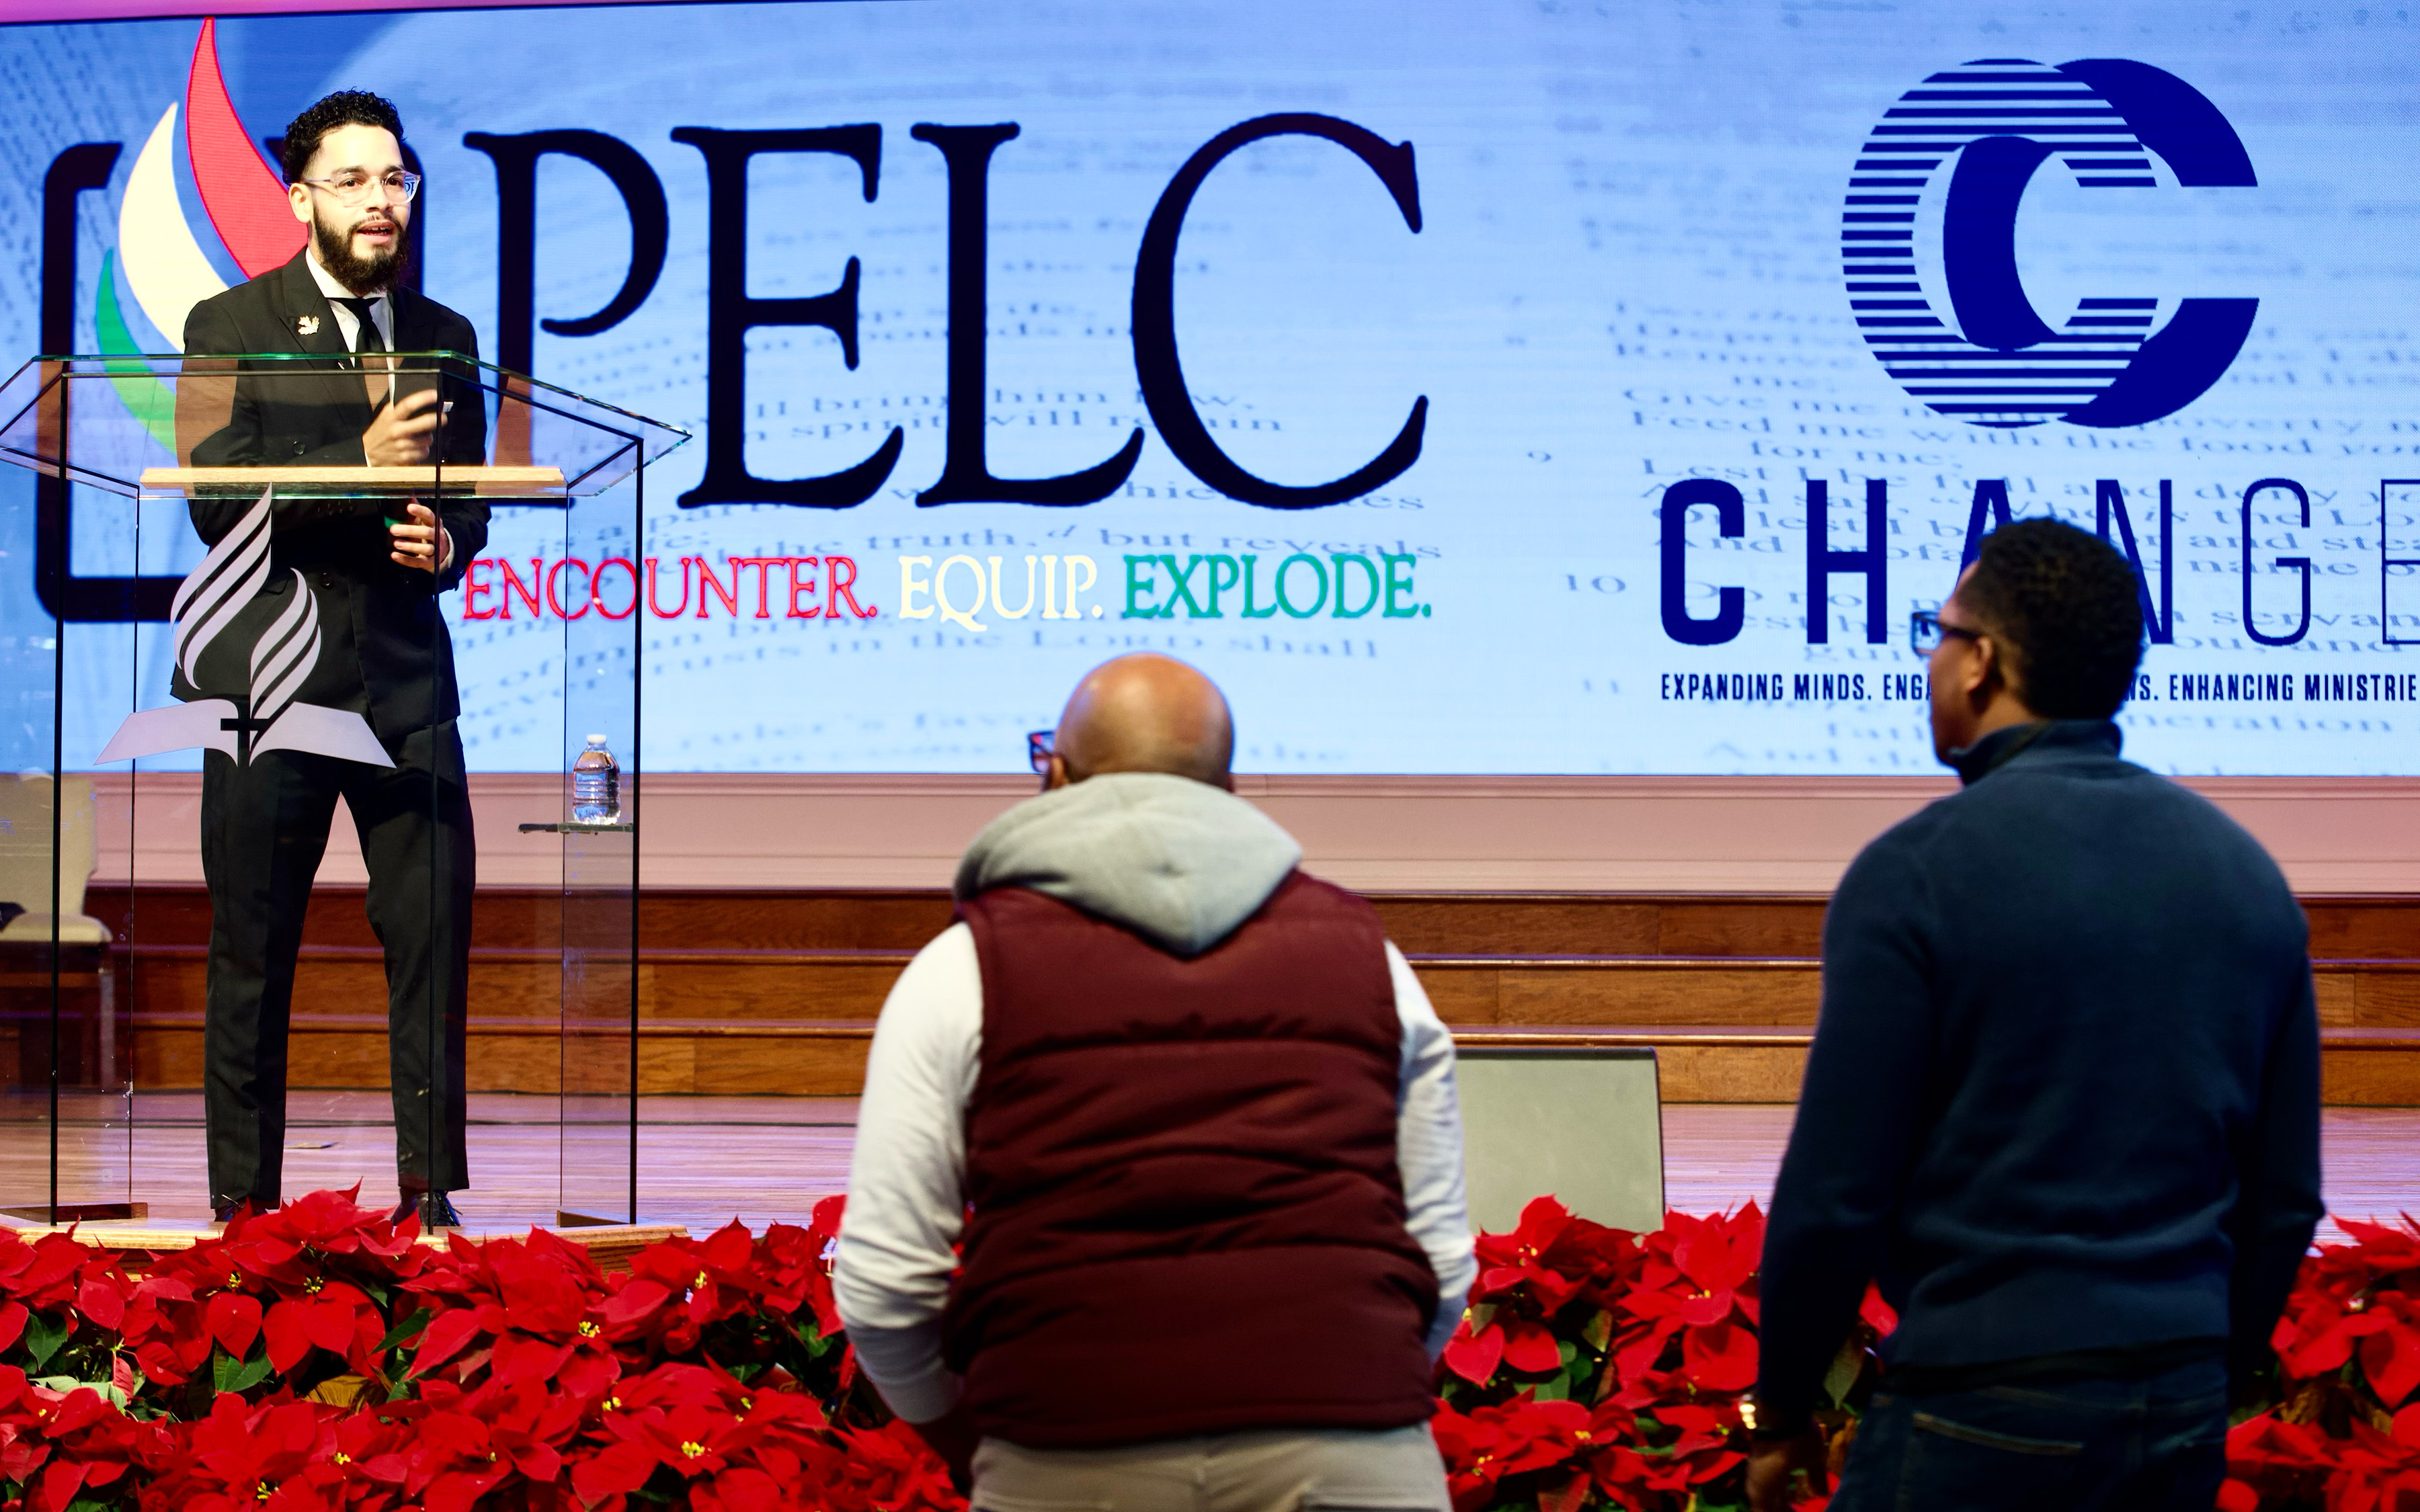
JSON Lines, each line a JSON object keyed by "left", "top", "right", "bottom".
{"left": 297, "top": 168, "right": 421, "bottom": 205}
{"left": 1026, "top": 728, "right": 1055, "bottom": 774}
{"left": 1909, "top": 607, "right": 1983, "bottom": 657}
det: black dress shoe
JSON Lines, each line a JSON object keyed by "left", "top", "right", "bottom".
{"left": 389, "top": 1191, "right": 462, "bottom": 1228}
{"left": 212, "top": 1200, "right": 259, "bottom": 1225}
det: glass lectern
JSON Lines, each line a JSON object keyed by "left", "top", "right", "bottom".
{"left": 0, "top": 352, "right": 682, "bottom": 1228}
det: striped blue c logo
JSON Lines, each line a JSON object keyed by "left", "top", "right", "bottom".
{"left": 1845, "top": 58, "right": 2257, "bottom": 428}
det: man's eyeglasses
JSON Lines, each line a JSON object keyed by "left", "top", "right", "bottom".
{"left": 296, "top": 169, "right": 422, "bottom": 206}
{"left": 1909, "top": 607, "right": 1984, "bottom": 657}
{"left": 1026, "top": 729, "right": 1055, "bottom": 775}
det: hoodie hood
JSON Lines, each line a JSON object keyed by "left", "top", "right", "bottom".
{"left": 953, "top": 771, "right": 1303, "bottom": 957}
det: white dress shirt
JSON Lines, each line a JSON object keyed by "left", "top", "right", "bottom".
{"left": 302, "top": 249, "right": 395, "bottom": 350}
{"left": 305, "top": 250, "right": 447, "bottom": 571}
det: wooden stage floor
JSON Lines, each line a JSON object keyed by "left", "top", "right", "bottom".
{"left": 6, "top": 1095, "right": 2414, "bottom": 1244}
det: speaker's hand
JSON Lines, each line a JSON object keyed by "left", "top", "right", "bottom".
{"left": 389, "top": 501, "right": 450, "bottom": 575}
{"left": 364, "top": 387, "right": 440, "bottom": 467}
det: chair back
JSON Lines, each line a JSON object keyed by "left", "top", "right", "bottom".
{"left": 0, "top": 773, "right": 99, "bottom": 930}
{"left": 1456, "top": 1046, "right": 1666, "bottom": 1232}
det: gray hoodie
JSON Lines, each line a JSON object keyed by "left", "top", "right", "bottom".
{"left": 953, "top": 771, "right": 1302, "bottom": 957}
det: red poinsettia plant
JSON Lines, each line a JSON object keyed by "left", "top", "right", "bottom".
{"left": 1431, "top": 1197, "right": 1894, "bottom": 1512}
{"left": 0, "top": 1187, "right": 959, "bottom": 1512}
{"left": 3, "top": 1188, "right": 2409, "bottom": 1512}
{"left": 2222, "top": 1214, "right": 2420, "bottom": 1512}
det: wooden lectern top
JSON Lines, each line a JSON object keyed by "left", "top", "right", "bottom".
{"left": 139, "top": 464, "right": 567, "bottom": 497}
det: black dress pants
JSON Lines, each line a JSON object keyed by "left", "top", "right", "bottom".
{"left": 199, "top": 720, "right": 473, "bottom": 1207}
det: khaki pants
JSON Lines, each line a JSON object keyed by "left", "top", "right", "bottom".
{"left": 971, "top": 1425, "right": 1449, "bottom": 1512}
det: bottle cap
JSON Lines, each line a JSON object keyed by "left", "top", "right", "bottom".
{"left": 586, "top": 733, "right": 608, "bottom": 747}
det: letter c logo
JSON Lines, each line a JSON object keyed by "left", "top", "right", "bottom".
{"left": 1845, "top": 58, "right": 2256, "bottom": 428}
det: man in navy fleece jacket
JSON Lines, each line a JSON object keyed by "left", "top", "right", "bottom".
{"left": 1746, "top": 519, "right": 2321, "bottom": 1512}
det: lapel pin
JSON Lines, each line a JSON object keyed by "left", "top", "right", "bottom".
{"left": 296, "top": 314, "right": 320, "bottom": 337}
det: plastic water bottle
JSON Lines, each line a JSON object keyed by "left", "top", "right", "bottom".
{"left": 571, "top": 734, "right": 618, "bottom": 825}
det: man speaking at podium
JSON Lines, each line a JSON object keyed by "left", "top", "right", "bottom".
{"left": 176, "top": 89, "right": 487, "bottom": 1228}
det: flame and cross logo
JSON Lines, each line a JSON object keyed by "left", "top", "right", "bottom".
{"left": 97, "top": 489, "right": 391, "bottom": 769}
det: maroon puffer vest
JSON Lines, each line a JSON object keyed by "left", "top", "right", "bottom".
{"left": 942, "top": 871, "right": 1441, "bottom": 1448}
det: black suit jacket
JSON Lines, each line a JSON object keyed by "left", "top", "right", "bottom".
{"left": 173, "top": 252, "right": 490, "bottom": 745}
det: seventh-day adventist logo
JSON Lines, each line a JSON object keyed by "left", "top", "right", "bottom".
{"left": 1844, "top": 58, "right": 2256, "bottom": 429}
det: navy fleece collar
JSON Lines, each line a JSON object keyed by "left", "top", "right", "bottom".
{"left": 1945, "top": 718, "right": 2122, "bottom": 786}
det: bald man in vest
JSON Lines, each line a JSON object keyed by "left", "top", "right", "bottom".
{"left": 836, "top": 654, "right": 1475, "bottom": 1510}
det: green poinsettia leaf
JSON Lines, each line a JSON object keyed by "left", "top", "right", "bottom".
{"left": 799, "top": 1322, "right": 839, "bottom": 1359}
{"left": 1582, "top": 1308, "right": 1613, "bottom": 1353}
{"left": 376, "top": 1308, "right": 432, "bottom": 1354}
{"left": 25, "top": 1311, "right": 69, "bottom": 1370}
{"left": 42, "top": 1376, "right": 130, "bottom": 1409}
{"left": 1824, "top": 1339, "right": 1865, "bottom": 1406}
{"left": 214, "top": 1343, "right": 274, "bottom": 1395}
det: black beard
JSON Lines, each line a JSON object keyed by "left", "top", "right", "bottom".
{"left": 311, "top": 210, "right": 406, "bottom": 296}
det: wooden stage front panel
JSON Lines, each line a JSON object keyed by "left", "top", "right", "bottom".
{"left": 65, "top": 888, "right": 2420, "bottom": 1105}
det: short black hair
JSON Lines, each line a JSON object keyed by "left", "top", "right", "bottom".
{"left": 1958, "top": 517, "right": 2145, "bottom": 718}
{"left": 281, "top": 91, "right": 403, "bottom": 185}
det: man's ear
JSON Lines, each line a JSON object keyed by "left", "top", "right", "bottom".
{"left": 1969, "top": 633, "right": 2013, "bottom": 705}
{"left": 289, "top": 183, "right": 312, "bottom": 225}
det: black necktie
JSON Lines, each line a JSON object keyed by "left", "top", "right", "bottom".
{"left": 333, "top": 296, "right": 389, "bottom": 412}
{"left": 333, "top": 296, "right": 386, "bottom": 354}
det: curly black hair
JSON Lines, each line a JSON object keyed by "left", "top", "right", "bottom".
{"left": 1957, "top": 517, "right": 2145, "bottom": 718}
{"left": 280, "top": 91, "right": 403, "bottom": 185}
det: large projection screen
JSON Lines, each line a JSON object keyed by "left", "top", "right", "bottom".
{"left": 3, "top": 1, "right": 2413, "bottom": 776}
